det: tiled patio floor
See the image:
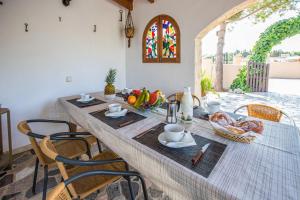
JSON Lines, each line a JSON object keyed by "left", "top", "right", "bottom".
{"left": 219, "top": 92, "right": 300, "bottom": 128}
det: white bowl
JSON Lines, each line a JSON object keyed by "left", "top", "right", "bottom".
{"left": 108, "top": 103, "right": 122, "bottom": 113}
{"left": 104, "top": 94, "right": 116, "bottom": 100}
{"left": 164, "top": 124, "right": 185, "bottom": 142}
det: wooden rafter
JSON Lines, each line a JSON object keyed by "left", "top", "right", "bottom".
{"left": 112, "top": 0, "right": 154, "bottom": 10}
{"left": 112, "top": 0, "right": 133, "bottom": 10}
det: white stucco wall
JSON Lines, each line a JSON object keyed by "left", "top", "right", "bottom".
{"left": 126, "top": 0, "right": 248, "bottom": 95}
{"left": 0, "top": 0, "right": 126, "bottom": 150}
{"left": 0, "top": 0, "right": 250, "bottom": 151}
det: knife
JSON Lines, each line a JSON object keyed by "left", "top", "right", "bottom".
{"left": 119, "top": 120, "right": 134, "bottom": 128}
{"left": 191, "top": 143, "right": 210, "bottom": 166}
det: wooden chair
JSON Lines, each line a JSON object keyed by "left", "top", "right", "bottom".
{"left": 234, "top": 104, "right": 296, "bottom": 126}
{"left": 17, "top": 119, "right": 101, "bottom": 200}
{"left": 167, "top": 93, "right": 201, "bottom": 107}
{"left": 41, "top": 135, "right": 148, "bottom": 200}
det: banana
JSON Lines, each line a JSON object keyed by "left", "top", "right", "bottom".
{"left": 144, "top": 91, "right": 150, "bottom": 103}
{"left": 134, "top": 90, "right": 146, "bottom": 108}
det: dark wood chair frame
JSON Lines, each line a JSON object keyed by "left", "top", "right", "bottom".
{"left": 22, "top": 119, "right": 101, "bottom": 200}
{"left": 49, "top": 133, "right": 149, "bottom": 200}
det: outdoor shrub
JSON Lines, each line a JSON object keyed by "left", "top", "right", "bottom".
{"left": 201, "top": 74, "right": 215, "bottom": 96}
{"left": 230, "top": 66, "right": 251, "bottom": 92}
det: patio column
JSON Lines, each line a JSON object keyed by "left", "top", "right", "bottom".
{"left": 194, "top": 37, "right": 202, "bottom": 97}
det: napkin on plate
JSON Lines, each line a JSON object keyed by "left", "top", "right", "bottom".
{"left": 162, "top": 131, "right": 197, "bottom": 148}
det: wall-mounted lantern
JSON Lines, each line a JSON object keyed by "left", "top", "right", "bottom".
{"left": 125, "top": 11, "right": 134, "bottom": 48}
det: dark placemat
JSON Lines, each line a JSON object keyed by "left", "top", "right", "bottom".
{"left": 193, "top": 108, "right": 210, "bottom": 120}
{"left": 134, "top": 123, "right": 227, "bottom": 178}
{"left": 67, "top": 98, "right": 106, "bottom": 108}
{"left": 90, "top": 109, "right": 146, "bottom": 129}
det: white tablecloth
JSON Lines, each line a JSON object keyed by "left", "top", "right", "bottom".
{"left": 59, "top": 93, "right": 300, "bottom": 200}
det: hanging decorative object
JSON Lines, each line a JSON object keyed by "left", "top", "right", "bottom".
{"left": 24, "top": 23, "right": 28, "bottom": 32}
{"left": 125, "top": 11, "right": 134, "bottom": 48}
{"left": 119, "top": 10, "right": 123, "bottom": 22}
{"left": 62, "top": 0, "right": 71, "bottom": 7}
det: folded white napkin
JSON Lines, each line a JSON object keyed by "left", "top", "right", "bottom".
{"left": 105, "top": 109, "right": 128, "bottom": 118}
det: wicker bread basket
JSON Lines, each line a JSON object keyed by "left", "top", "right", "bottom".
{"left": 210, "top": 121, "right": 257, "bottom": 144}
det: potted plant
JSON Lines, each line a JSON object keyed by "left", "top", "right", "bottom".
{"left": 104, "top": 68, "right": 117, "bottom": 99}
{"left": 201, "top": 74, "right": 215, "bottom": 97}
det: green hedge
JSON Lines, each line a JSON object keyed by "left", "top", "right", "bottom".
{"left": 250, "top": 15, "right": 300, "bottom": 62}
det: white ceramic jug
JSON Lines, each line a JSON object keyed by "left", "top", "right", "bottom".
{"left": 180, "top": 87, "right": 193, "bottom": 121}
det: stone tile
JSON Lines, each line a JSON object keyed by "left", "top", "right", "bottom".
{"left": 0, "top": 174, "right": 13, "bottom": 188}
{"left": 15, "top": 167, "right": 34, "bottom": 181}
{"left": 48, "top": 169, "right": 60, "bottom": 176}
{"left": 148, "top": 187, "right": 163, "bottom": 198}
{"left": 96, "top": 193, "right": 108, "bottom": 200}
{"left": 0, "top": 172, "right": 7, "bottom": 179}
{"left": 107, "top": 182, "right": 121, "bottom": 200}
{"left": 120, "top": 181, "right": 139, "bottom": 200}
{"left": 13, "top": 152, "right": 32, "bottom": 165}
{"left": 25, "top": 177, "right": 57, "bottom": 198}
{"left": 85, "top": 192, "right": 99, "bottom": 200}
{"left": 1, "top": 192, "right": 21, "bottom": 200}
{"left": 162, "top": 195, "right": 171, "bottom": 200}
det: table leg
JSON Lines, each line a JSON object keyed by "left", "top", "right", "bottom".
{"left": 0, "top": 114, "right": 2, "bottom": 155}
{"left": 7, "top": 111, "right": 13, "bottom": 168}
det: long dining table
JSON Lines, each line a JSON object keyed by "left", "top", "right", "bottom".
{"left": 59, "top": 92, "right": 300, "bottom": 200}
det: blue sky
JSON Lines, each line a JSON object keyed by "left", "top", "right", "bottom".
{"left": 202, "top": 10, "right": 300, "bottom": 56}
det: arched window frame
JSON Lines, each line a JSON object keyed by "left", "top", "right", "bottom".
{"left": 142, "top": 15, "right": 181, "bottom": 63}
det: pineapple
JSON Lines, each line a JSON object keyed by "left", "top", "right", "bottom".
{"left": 104, "top": 68, "right": 117, "bottom": 95}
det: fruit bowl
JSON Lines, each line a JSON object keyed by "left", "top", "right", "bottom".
{"left": 124, "top": 88, "right": 165, "bottom": 111}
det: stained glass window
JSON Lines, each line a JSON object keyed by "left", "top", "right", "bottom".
{"left": 145, "top": 22, "right": 158, "bottom": 59}
{"left": 143, "top": 15, "right": 180, "bottom": 63}
{"left": 162, "top": 20, "right": 176, "bottom": 58}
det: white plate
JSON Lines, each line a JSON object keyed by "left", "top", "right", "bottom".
{"left": 158, "top": 131, "right": 196, "bottom": 148}
{"left": 105, "top": 109, "right": 128, "bottom": 118}
{"left": 77, "top": 97, "right": 95, "bottom": 103}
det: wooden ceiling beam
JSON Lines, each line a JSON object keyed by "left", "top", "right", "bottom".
{"left": 112, "top": 0, "right": 133, "bottom": 10}
{"left": 112, "top": 0, "right": 154, "bottom": 10}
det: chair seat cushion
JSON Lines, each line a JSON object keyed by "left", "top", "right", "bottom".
{"left": 67, "top": 151, "right": 125, "bottom": 198}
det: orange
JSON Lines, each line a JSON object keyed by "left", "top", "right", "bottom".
{"left": 128, "top": 95, "right": 137, "bottom": 105}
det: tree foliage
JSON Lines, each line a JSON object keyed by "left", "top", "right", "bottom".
{"left": 250, "top": 15, "right": 300, "bottom": 62}
{"left": 229, "top": 0, "right": 299, "bottom": 91}
{"left": 229, "top": 0, "right": 299, "bottom": 23}
{"left": 230, "top": 66, "right": 251, "bottom": 92}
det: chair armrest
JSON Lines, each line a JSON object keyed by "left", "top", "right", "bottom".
{"left": 55, "top": 155, "right": 126, "bottom": 166}
{"left": 234, "top": 105, "right": 248, "bottom": 114}
{"left": 28, "top": 132, "right": 46, "bottom": 139}
{"left": 51, "top": 132, "right": 91, "bottom": 138}
{"left": 26, "top": 119, "right": 77, "bottom": 132}
{"left": 281, "top": 111, "right": 297, "bottom": 127}
{"left": 64, "top": 170, "right": 141, "bottom": 185}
